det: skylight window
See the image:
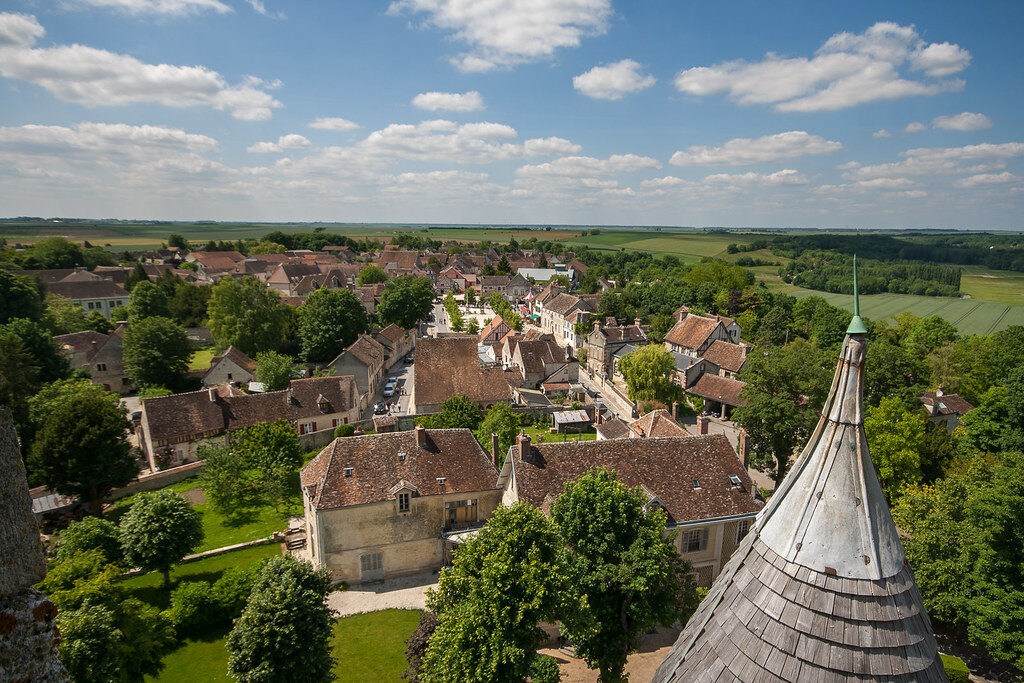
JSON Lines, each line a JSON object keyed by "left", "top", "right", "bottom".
{"left": 729, "top": 475, "right": 742, "bottom": 487}
{"left": 692, "top": 479, "right": 701, "bottom": 490}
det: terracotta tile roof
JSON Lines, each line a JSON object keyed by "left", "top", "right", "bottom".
{"left": 331, "top": 334, "right": 386, "bottom": 371}
{"left": 515, "top": 339, "right": 563, "bottom": 374}
{"left": 54, "top": 330, "right": 108, "bottom": 357}
{"left": 511, "top": 434, "right": 761, "bottom": 522}
{"left": 206, "top": 345, "right": 257, "bottom": 375}
{"left": 544, "top": 293, "right": 584, "bottom": 316}
{"left": 300, "top": 427, "right": 498, "bottom": 510}
{"left": 14, "top": 268, "right": 79, "bottom": 284}
{"left": 480, "top": 315, "right": 508, "bottom": 341}
{"left": 273, "top": 262, "right": 321, "bottom": 281}
{"left": 414, "top": 337, "right": 513, "bottom": 407}
{"left": 46, "top": 280, "right": 129, "bottom": 301}
{"left": 664, "top": 315, "right": 722, "bottom": 350}
{"left": 920, "top": 391, "right": 974, "bottom": 416}
{"left": 59, "top": 269, "right": 105, "bottom": 283}
{"left": 628, "top": 409, "right": 689, "bottom": 438}
{"left": 143, "top": 388, "right": 226, "bottom": 443}
{"left": 700, "top": 340, "right": 747, "bottom": 373}
{"left": 192, "top": 251, "right": 244, "bottom": 264}
{"left": 376, "top": 250, "right": 420, "bottom": 271}
{"left": 597, "top": 324, "right": 647, "bottom": 343}
{"left": 478, "top": 275, "right": 511, "bottom": 287}
{"left": 688, "top": 374, "right": 747, "bottom": 407}
{"left": 376, "top": 323, "right": 407, "bottom": 345}
{"left": 595, "top": 417, "right": 630, "bottom": 440}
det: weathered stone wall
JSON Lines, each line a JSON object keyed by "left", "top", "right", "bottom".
{"left": 0, "top": 407, "right": 69, "bottom": 681}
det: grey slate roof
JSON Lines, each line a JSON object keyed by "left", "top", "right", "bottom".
{"left": 653, "top": 333, "right": 946, "bottom": 682}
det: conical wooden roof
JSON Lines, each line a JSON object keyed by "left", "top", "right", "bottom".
{"left": 653, "top": 332, "right": 947, "bottom": 682}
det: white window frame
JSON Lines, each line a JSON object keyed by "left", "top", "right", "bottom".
{"left": 737, "top": 520, "right": 751, "bottom": 544}
{"left": 682, "top": 528, "right": 709, "bottom": 554}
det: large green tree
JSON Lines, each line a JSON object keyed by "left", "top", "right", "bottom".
{"left": 27, "top": 236, "right": 84, "bottom": 269}
{"left": 864, "top": 396, "right": 926, "bottom": 502}
{"left": 255, "top": 350, "right": 296, "bottom": 391}
{"left": 43, "top": 293, "right": 90, "bottom": 334}
{"left": 207, "top": 276, "right": 291, "bottom": 355}
{"left": 421, "top": 504, "right": 564, "bottom": 682}
{"left": 357, "top": 264, "right": 387, "bottom": 285}
{"left": 377, "top": 275, "right": 435, "bottom": 329}
{"left": 552, "top": 469, "right": 697, "bottom": 682}
{"left": 227, "top": 556, "right": 334, "bottom": 683}
{"left": 128, "top": 280, "right": 171, "bottom": 320}
{"left": 0, "top": 328, "right": 40, "bottom": 432}
{"left": 475, "top": 403, "right": 521, "bottom": 457}
{"left": 957, "top": 384, "right": 1024, "bottom": 453}
{"left": 168, "top": 281, "right": 212, "bottom": 327}
{"left": 894, "top": 451, "right": 1024, "bottom": 670}
{"left": 0, "top": 269, "right": 44, "bottom": 324}
{"left": 733, "top": 339, "right": 831, "bottom": 485}
{"left": 119, "top": 490, "right": 203, "bottom": 585}
{"left": 418, "top": 395, "right": 483, "bottom": 430}
{"left": 617, "top": 344, "right": 679, "bottom": 404}
{"left": 2, "top": 317, "right": 69, "bottom": 383}
{"left": 863, "top": 338, "right": 929, "bottom": 409}
{"left": 28, "top": 392, "right": 136, "bottom": 515}
{"left": 122, "top": 316, "right": 192, "bottom": 389}
{"left": 56, "top": 516, "right": 123, "bottom": 565}
{"left": 297, "top": 288, "right": 367, "bottom": 362}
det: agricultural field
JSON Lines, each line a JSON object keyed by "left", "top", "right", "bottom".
{"left": 959, "top": 267, "right": 1024, "bottom": 306}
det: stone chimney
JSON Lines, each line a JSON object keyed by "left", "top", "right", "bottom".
{"left": 491, "top": 432, "right": 501, "bottom": 469}
{"left": 0, "top": 406, "right": 69, "bottom": 681}
{"left": 208, "top": 387, "right": 217, "bottom": 402}
{"left": 672, "top": 401, "right": 680, "bottom": 422}
{"left": 415, "top": 423, "right": 427, "bottom": 449}
{"left": 697, "top": 415, "right": 709, "bottom": 435}
{"left": 593, "top": 319, "right": 601, "bottom": 332}
{"left": 634, "top": 317, "right": 642, "bottom": 328}
{"left": 737, "top": 428, "right": 750, "bottom": 469}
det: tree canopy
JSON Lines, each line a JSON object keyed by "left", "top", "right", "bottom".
{"left": 377, "top": 275, "right": 434, "bottom": 329}
{"left": 617, "top": 344, "right": 679, "bottom": 405}
{"left": 864, "top": 396, "right": 925, "bottom": 502}
{"left": 119, "top": 490, "right": 203, "bottom": 586}
{"left": 357, "top": 264, "right": 387, "bottom": 285}
{"left": 207, "top": 276, "right": 291, "bottom": 355}
{"left": 255, "top": 350, "right": 296, "bottom": 391}
{"left": 122, "top": 316, "right": 192, "bottom": 390}
{"left": 418, "top": 395, "right": 483, "bottom": 430}
{"left": 297, "top": 288, "right": 367, "bottom": 362}
{"left": 0, "top": 269, "right": 44, "bottom": 324}
{"left": 475, "top": 403, "right": 521, "bottom": 458}
{"left": 551, "top": 469, "right": 697, "bottom": 682}
{"left": 128, "top": 280, "right": 171, "bottom": 320}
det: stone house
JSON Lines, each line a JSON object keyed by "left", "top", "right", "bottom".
{"left": 596, "top": 408, "right": 690, "bottom": 441}
{"left": 510, "top": 338, "right": 571, "bottom": 389}
{"left": 699, "top": 340, "right": 748, "bottom": 379}
{"left": 663, "top": 314, "right": 732, "bottom": 356}
{"left": 54, "top": 326, "right": 131, "bottom": 394}
{"left": 477, "top": 275, "right": 511, "bottom": 297}
{"left": 201, "top": 345, "right": 258, "bottom": 387}
{"left": 920, "top": 390, "right": 974, "bottom": 430}
{"left": 506, "top": 273, "right": 531, "bottom": 301}
{"left": 585, "top": 320, "right": 648, "bottom": 377}
{"left": 267, "top": 263, "right": 322, "bottom": 295}
{"left": 540, "top": 293, "right": 595, "bottom": 348}
{"left": 374, "top": 324, "right": 416, "bottom": 371}
{"left": 139, "top": 375, "right": 359, "bottom": 468}
{"left": 46, "top": 280, "right": 130, "bottom": 319}
{"left": 327, "top": 335, "right": 387, "bottom": 410}
{"left": 299, "top": 425, "right": 502, "bottom": 584}
{"left": 498, "top": 432, "right": 762, "bottom": 587}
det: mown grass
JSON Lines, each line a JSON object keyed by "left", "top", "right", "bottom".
{"left": 521, "top": 425, "right": 596, "bottom": 443}
{"left": 147, "top": 608, "right": 421, "bottom": 682}
{"left": 188, "top": 347, "right": 217, "bottom": 370}
{"left": 110, "top": 478, "right": 301, "bottom": 553}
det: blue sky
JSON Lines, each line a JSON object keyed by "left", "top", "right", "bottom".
{"left": 0, "top": 0, "right": 1021, "bottom": 228}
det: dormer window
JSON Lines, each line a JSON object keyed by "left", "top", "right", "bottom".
{"left": 397, "top": 491, "right": 410, "bottom": 513}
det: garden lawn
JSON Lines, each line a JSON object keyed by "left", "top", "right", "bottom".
{"left": 146, "top": 609, "right": 421, "bottom": 682}
{"left": 521, "top": 425, "right": 596, "bottom": 443}
{"left": 110, "top": 478, "right": 301, "bottom": 553}
{"left": 123, "top": 543, "right": 281, "bottom": 611}
{"left": 189, "top": 347, "right": 217, "bottom": 370}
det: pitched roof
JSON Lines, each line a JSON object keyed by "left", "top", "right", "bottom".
{"left": 334, "top": 335, "right": 386, "bottom": 370}
{"left": 46, "top": 279, "right": 129, "bottom": 301}
{"left": 478, "top": 275, "right": 511, "bottom": 286}
{"left": 654, "top": 333, "right": 944, "bottom": 682}
{"left": 510, "top": 434, "right": 760, "bottom": 523}
{"left": 664, "top": 315, "right": 722, "bottom": 350}
{"left": 596, "top": 324, "right": 647, "bottom": 343}
{"left": 300, "top": 428, "right": 498, "bottom": 510}
{"left": 544, "top": 293, "right": 585, "bottom": 316}
{"left": 205, "top": 345, "right": 257, "bottom": 376}
{"left": 628, "top": 409, "right": 688, "bottom": 438}
{"left": 142, "top": 388, "right": 226, "bottom": 443}
{"left": 687, "top": 373, "right": 747, "bottom": 407}
{"left": 701, "top": 340, "right": 747, "bottom": 373}
{"left": 414, "top": 337, "right": 513, "bottom": 406}
{"left": 54, "top": 330, "right": 108, "bottom": 357}
{"left": 515, "top": 339, "right": 563, "bottom": 374}
{"left": 376, "top": 250, "right": 420, "bottom": 270}
{"left": 480, "top": 315, "right": 508, "bottom": 340}
{"left": 192, "top": 250, "right": 244, "bottom": 264}
{"left": 375, "top": 323, "right": 407, "bottom": 346}
{"left": 595, "top": 417, "right": 630, "bottom": 440}
{"left": 920, "top": 391, "right": 974, "bottom": 416}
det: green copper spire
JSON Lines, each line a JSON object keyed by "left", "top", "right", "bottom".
{"left": 847, "top": 255, "right": 868, "bottom": 335}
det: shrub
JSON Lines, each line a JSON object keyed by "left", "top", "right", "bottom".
{"left": 529, "top": 654, "right": 562, "bottom": 683}
{"left": 940, "top": 654, "right": 969, "bottom": 683}
{"left": 402, "top": 611, "right": 438, "bottom": 682}
{"left": 212, "top": 565, "right": 262, "bottom": 619}
{"left": 56, "top": 517, "right": 123, "bottom": 565}
{"left": 166, "top": 581, "right": 218, "bottom": 633}
{"left": 334, "top": 423, "right": 356, "bottom": 438}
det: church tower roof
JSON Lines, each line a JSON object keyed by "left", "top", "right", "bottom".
{"left": 653, "top": 278, "right": 946, "bottom": 681}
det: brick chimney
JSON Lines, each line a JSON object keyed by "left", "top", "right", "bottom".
{"left": 672, "top": 401, "right": 680, "bottom": 422}
{"left": 738, "top": 428, "right": 750, "bottom": 469}
{"left": 415, "top": 423, "right": 427, "bottom": 448}
{"left": 491, "top": 432, "right": 501, "bottom": 468}
{"left": 517, "top": 430, "right": 533, "bottom": 463}
{"left": 634, "top": 317, "right": 642, "bottom": 327}
{"left": 697, "top": 415, "right": 709, "bottom": 435}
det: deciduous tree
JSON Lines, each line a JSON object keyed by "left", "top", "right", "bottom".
{"left": 552, "top": 469, "right": 697, "bottom": 682}
{"left": 297, "top": 288, "right": 367, "bottom": 362}
{"left": 0, "top": 269, "right": 44, "bottom": 324}
{"left": 227, "top": 556, "right": 334, "bottom": 683}
{"left": 357, "top": 264, "right": 387, "bottom": 285}
{"left": 122, "top": 316, "right": 191, "bottom": 389}
{"left": 617, "top": 344, "right": 679, "bottom": 405}
{"left": 57, "top": 516, "right": 123, "bottom": 565}
{"left": 43, "top": 293, "right": 90, "bottom": 334}
{"left": 28, "top": 392, "right": 136, "bottom": 515}
{"left": 377, "top": 275, "right": 435, "bottom": 329}
{"left": 418, "top": 395, "right": 483, "bottom": 430}
{"left": 119, "top": 490, "right": 203, "bottom": 586}
{"left": 864, "top": 396, "right": 925, "bottom": 502}
{"left": 475, "top": 403, "right": 520, "bottom": 457}
{"left": 421, "top": 504, "right": 563, "bottom": 682}
{"left": 255, "top": 350, "right": 296, "bottom": 391}
{"left": 207, "top": 276, "right": 291, "bottom": 355}
{"left": 128, "top": 280, "right": 170, "bottom": 320}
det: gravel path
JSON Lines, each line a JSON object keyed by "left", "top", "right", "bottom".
{"left": 326, "top": 572, "right": 438, "bottom": 617}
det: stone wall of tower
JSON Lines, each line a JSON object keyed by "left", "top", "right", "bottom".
{"left": 0, "top": 406, "right": 69, "bottom": 681}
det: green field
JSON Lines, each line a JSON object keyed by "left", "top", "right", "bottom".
{"left": 522, "top": 425, "right": 597, "bottom": 443}
{"left": 149, "top": 609, "right": 421, "bottom": 682}
{"left": 959, "top": 267, "right": 1024, "bottom": 306}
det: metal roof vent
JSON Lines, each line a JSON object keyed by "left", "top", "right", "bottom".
{"left": 398, "top": 452, "right": 406, "bottom": 462}
{"left": 344, "top": 467, "right": 353, "bottom": 477}
{"left": 436, "top": 477, "right": 446, "bottom": 485}
{"left": 691, "top": 479, "right": 701, "bottom": 490}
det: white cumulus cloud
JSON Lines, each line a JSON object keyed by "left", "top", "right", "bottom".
{"left": 702, "top": 169, "right": 809, "bottom": 186}
{"left": 573, "top": 59, "right": 656, "bottom": 100}
{"left": 873, "top": 129, "right": 891, "bottom": 138}
{"left": 953, "top": 172, "right": 1019, "bottom": 188}
{"left": 933, "top": 112, "right": 992, "bottom": 131}
{"left": 388, "top": 0, "right": 611, "bottom": 72}
{"left": 0, "top": 12, "right": 282, "bottom": 120}
{"left": 412, "top": 90, "right": 484, "bottom": 112}
{"left": 247, "top": 134, "right": 311, "bottom": 154}
{"left": 905, "top": 122, "right": 927, "bottom": 133}
{"left": 674, "top": 22, "right": 969, "bottom": 112}
{"left": 516, "top": 154, "right": 661, "bottom": 178}
{"left": 62, "top": 0, "right": 232, "bottom": 15}
{"left": 309, "top": 117, "right": 361, "bottom": 132}
{"left": 670, "top": 131, "right": 841, "bottom": 166}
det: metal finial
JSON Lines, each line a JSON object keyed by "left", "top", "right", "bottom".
{"left": 847, "top": 255, "right": 867, "bottom": 335}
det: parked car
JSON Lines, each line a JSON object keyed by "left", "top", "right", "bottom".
{"left": 374, "top": 402, "right": 387, "bottom": 414}
{"left": 383, "top": 384, "right": 395, "bottom": 398}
